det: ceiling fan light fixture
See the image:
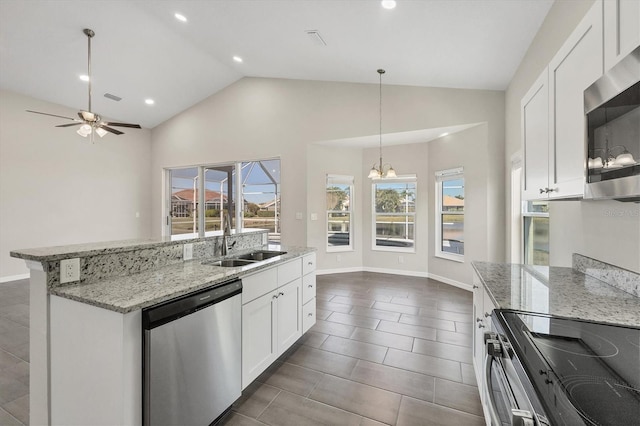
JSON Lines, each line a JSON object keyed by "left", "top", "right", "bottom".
{"left": 95, "top": 127, "right": 108, "bottom": 138}
{"left": 77, "top": 124, "right": 92, "bottom": 137}
{"left": 368, "top": 167, "right": 381, "bottom": 179}
{"left": 385, "top": 167, "right": 397, "bottom": 178}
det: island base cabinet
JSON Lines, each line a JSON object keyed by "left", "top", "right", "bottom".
{"left": 50, "top": 296, "right": 141, "bottom": 426}
{"left": 241, "top": 292, "right": 277, "bottom": 389}
{"left": 276, "top": 278, "right": 302, "bottom": 352}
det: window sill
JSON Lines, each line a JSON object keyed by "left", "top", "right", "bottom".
{"left": 435, "top": 252, "right": 464, "bottom": 263}
{"left": 372, "top": 246, "right": 416, "bottom": 254}
{"left": 327, "top": 246, "right": 354, "bottom": 253}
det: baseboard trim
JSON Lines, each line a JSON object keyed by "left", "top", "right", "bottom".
{"left": 426, "top": 273, "right": 472, "bottom": 292}
{"left": 0, "top": 273, "right": 29, "bottom": 283}
{"left": 363, "top": 267, "right": 429, "bottom": 278}
{"left": 316, "top": 267, "right": 364, "bottom": 275}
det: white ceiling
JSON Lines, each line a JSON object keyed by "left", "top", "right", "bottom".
{"left": 0, "top": 0, "right": 553, "bottom": 129}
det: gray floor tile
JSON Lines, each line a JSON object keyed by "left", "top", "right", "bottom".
{"left": 396, "top": 396, "right": 484, "bottom": 426}
{"left": 309, "top": 319, "right": 355, "bottom": 338}
{"left": 418, "top": 308, "right": 472, "bottom": 323}
{"left": 377, "top": 320, "right": 437, "bottom": 341}
{"left": 455, "top": 321, "right": 473, "bottom": 335}
{"left": 461, "top": 363, "right": 477, "bottom": 386}
{"left": 320, "top": 335, "right": 388, "bottom": 364}
{"left": 258, "top": 390, "right": 362, "bottom": 426}
{"left": 316, "top": 300, "right": 353, "bottom": 314}
{"left": 0, "top": 377, "right": 28, "bottom": 405}
{"left": 349, "top": 306, "right": 401, "bottom": 322}
{"left": 0, "top": 349, "right": 23, "bottom": 372}
{"left": 297, "top": 331, "right": 329, "bottom": 348}
{"left": 350, "top": 327, "right": 414, "bottom": 351}
{"left": 285, "top": 345, "right": 357, "bottom": 378}
{"left": 315, "top": 308, "right": 331, "bottom": 320}
{"left": 326, "top": 312, "right": 380, "bottom": 329}
{"left": 389, "top": 296, "right": 438, "bottom": 309}
{"left": 309, "top": 375, "right": 402, "bottom": 425}
{"left": 1, "top": 394, "right": 28, "bottom": 425}
{"left": 384, "top": 348, "right": 462, "bottom": 382}
{"left": 221, "top": 412, "right": 268, "bottom": 426}
{"left": 434, "top": 378, "right": 483, "bottom": 417}
{"left": 0, "top": 407, "right": 22, "bottom": 426}
{"left": 330, "top": 296, "right": 376, "bottom": 308}
{"left": 412, "top": 338, "right": 473, "bottom": 364}
{"left": 399, "top": 314, "right": 456, "bottom": 332}
{"left": 436, "top": 329, "right": 472, "bottom": 348}
{"left": 232, "top": 381, "right": 281, "bottom": 419}
{"left": 261, "top": 362, "right": 323, "bottom": 397}
{"left": 349, "top": 360, "right": 435, "bottom": 403}
{"left": 372, "top": 301, "right": 420, "bottom": 316}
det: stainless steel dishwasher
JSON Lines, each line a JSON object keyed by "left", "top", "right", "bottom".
{"left": 143, "top": 279, "right": 242, "bottom": 426}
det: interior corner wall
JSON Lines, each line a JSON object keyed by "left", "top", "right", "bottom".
{"left": 150, "top": 77, "right": 505, "bottom": 279}
{"left": 0, "top": 90, "right": 152, "bottom": 279}
{"left": 504, "top": 0, "right": 639, "bottom": 273}
{"left": 306, "top": 144, "right": 363, "bottom": 272}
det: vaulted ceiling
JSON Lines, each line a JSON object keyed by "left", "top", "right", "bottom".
{"left": 0, "top": 0, "right": 553, "bottom": 129}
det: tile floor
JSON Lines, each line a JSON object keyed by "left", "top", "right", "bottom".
{"left": 0, "top": 272, "right": 484, "bottom": 426}
{"left": 224, "top": 272, "right": 484, "bottom": 426}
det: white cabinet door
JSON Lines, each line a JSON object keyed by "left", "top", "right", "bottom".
{"left": 604, "top": 0, "right": 640, "bottom": 70}
{"left": 242, "top": 291, "right": 277, "bottom": 389}
{"left": 276, "top": 278, "right": 302, "bottom": 354}
{"left": 522, "top": 68, "right": 550, "bottom": 200}
{"left": 548, "top": 2, "right": 603, "bottom": 199}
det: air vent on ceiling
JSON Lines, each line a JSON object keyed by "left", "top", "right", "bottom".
{"left": 305, "top": 30, "right": 327, "bottom": 46}
{"left": 104, "top": 93, "right": 122, "bottom": 102}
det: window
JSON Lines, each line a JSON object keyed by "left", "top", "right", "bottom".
{"left": 327, "top": 175, "right": 354, "bottom": 251}
{"left": 523, "top": 201, "right": 549, "bottom": 265}
{"left": 436, "top": 168, "right": 464, "bottom": 261}
{"left": 166, "top": 159, "right": 281, "bottom": 243}
{"left": 372, "top": 177, "right": 416, "bottom": 252}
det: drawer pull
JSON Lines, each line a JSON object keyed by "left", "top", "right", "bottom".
{"left": 308, "top": 261, "right": 313, "bottom": 265}
{"left": 478, "top": 323, "right": 486, "bottom": 329}
{"left": 308, "top": 284, "right": 313, "bottom": 288}
{"left": 307, "top": 313, "right": 313, "bottom": 317}
{"left": 272, "top": 294, "right": 279, "bottom": 299}
{"left": 278, "top": 291, "right": 284, "bottom": 296}
{"left": 472, "top": 285, "right": 478, "bottom": 289}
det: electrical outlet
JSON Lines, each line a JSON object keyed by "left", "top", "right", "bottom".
{"left": 310, "top": 213, "right": 318, "bottom": 221}
{"left": 183, "top": 243, "right": 193, "bottom": 261}
{"left": 60, "top": 258, "right": 80, "bottom": 283}
{"left": 398, "top": 255, "right": 404, "bottom": 264}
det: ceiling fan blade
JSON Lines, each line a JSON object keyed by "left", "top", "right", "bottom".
{"left": 26, "top": 110, "right": 76, "bottom": 121}
{"left": 98, "top": 125, "right": 124, "bottom": 135}
{"left": 56, "top": 123, "right": 83, "bottom": 128}
{"left": 103, "top": 122, "right": 142, "bottom": 129}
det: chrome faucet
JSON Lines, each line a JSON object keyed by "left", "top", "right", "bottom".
{"left": 221, "top": 211, "right": 235, "bottom": 256}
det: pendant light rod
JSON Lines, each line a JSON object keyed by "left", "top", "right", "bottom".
{"left": 84, "top": 28, "right": 94, "bottom": 113}
{"left": 378, "top": 68, "right": 384, "bottom": 174}
{"left": 368, "top": 68, "right": 396, "bottom": 179}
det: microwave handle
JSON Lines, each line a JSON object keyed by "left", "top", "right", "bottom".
{"left": 485, "top": 340, "right": 536, "bottom": 426}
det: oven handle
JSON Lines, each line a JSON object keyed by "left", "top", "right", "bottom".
{"left": 485, "top": 340, "right": 536, "bottom": 426}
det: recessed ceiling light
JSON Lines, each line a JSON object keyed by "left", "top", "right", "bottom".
{"left": 174, "top": 13, "right": 187, "bottom": 22}
{"left": 145, "top": 99, "right": 155, "bottom": 105}
{"left": 79, "top": 75, "right": 89, "bottom": 82}
{"left": 233, "top": 56, "right": 243, "bottom": 63}
{"left": 381, "top": 0, "right": 396, "bottom": 10}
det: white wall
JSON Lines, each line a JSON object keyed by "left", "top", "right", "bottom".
{"left": 0, "top": 90, "right": 152, "bottom": 279}
{"left": 152, "top": 77, "right": 505, "bottom": 284}
{"left": 504, "top": 0, "right": 640, "bottom": 273}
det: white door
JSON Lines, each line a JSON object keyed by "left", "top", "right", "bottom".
{"left": 522, "top": 68, "right": 550, "bottom": 200}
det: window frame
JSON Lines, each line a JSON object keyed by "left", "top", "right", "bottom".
{"left": 435, "top": 167, "right": 465, "bottom": 262}
{"left": 371, "top": 175, "right": 417, "bottom": 253}
{"left": 326, "top": 174, "right": 354, "bottom": 252}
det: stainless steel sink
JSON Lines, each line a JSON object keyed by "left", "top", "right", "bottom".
{"left": 235, "top": 250, "right": 287, "bottom": 261}
{"left": 208, "top": 259, "right": 257, "bottom": 267}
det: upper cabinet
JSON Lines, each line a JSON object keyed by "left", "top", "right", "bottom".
{"left": 604, "top": 0, "right": 640, "bottom": 71}
{"left": 522, "top": 2, "right": 604, "bottom": 200}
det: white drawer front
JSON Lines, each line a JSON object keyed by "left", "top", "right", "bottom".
{"left": 302, "top": 273, "right": 316, "bottom": 305}
{"left": 302, "top": 253, "right": 316, "bottom": 276}
{"left": 241, "top": 267, "right": 278, "bottom": 304}
{"left": 278, "top": 258, "right": 302, "bottom": 287}
{"left": 302, "top": 300, "right": 316, "bottom": 334}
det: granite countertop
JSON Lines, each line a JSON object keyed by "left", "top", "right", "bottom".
{"left": 472, "top": 261, "right": 640, "bottom": 328}
{"left": 50, "top": 246, "right": 314, "bottom": 314}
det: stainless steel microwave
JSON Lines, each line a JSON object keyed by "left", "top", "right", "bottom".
{"left": 584, "top": 46, "right": 640, "bottom": 201}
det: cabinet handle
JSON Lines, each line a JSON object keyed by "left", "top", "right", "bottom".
{"left": 478, "top": 323, "right": 486, "bottom": 329}
{"left": 278, "top": 291, "right": 284, "bottom": 296}
{"left": 476, "top": 317, "right": 483, "bottom": 323}
{"left": 473, "top": 285, "right": 478, "bottom": 289}
{"left": 307, "top": 313, "right": 313, "bottom": 317}
{"left": 308, "top": 284, "right": 313, "bottom": 288}
{"left": 272, "top": 294, "right": 279, "bottom": 299}
{"left": 539, "top": 188, "right": 546, "bottom": 194}
{"left": 308, "top": 261, "right": 313, "bottom": 265}
{"left": 484, "top": 312, "right": 491, "bottom": 318}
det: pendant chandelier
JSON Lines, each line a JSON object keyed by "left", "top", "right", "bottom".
{"left": 368, "top": 68, "right": 397, "bottom": 179}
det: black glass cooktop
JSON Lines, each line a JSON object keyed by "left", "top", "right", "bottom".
{"left": 501, "top": 311, "right": 640, "bottom": 425}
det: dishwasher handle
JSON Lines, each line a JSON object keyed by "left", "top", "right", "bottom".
{"left": 143, "top": 279, "right": 242, "bottom": 330}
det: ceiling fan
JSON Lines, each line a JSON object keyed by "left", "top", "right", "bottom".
{"left": 26, "top": 28, "right": 141, "bottom": 141}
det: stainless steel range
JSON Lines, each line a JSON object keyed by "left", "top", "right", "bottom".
{"left": 486, "top": 310, "right": 640, "bottom": 425}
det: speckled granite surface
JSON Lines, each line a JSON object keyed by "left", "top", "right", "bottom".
{"left": 573, "top": 253, "right": 640, "bottom": 297}
{"left": 472, "top": 261, "right": 640, "bottom": 328}
{"left": 50, "top": 245, "right": 314, "bottom": 314}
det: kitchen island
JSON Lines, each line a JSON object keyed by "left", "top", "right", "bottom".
{"left": 10, "top": 231, "right": 316, "bottom": 425}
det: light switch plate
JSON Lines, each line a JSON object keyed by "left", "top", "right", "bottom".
{"left": 310, "top": 213, "right": 318, "bottom": 221}
{"left": 295, "top": 212, "right": 303, "bottom": 220}
{"left": 183, "top": 243, "right": 193, "bottom": 260}
{"left": 60, "top": 258, "right": 80, "bottom": 283}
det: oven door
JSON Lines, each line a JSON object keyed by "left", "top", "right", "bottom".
{"left": 484, "top": 334, "right": 549, "bottom": 426}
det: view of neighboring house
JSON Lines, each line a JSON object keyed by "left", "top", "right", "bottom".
{"left": 443, "top": 195, "right": 464, "bottom": 211}
{"left": 171, "top": 189, "right": 227, "bottom": 217}
{"left": 258, "top": 198, "right": 281, "bottom": 212}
